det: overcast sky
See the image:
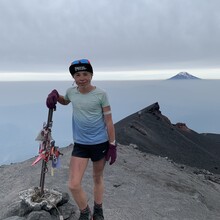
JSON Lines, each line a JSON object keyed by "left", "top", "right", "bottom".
{"left": 0, "top": 0, "right": 220, "bottom": 80}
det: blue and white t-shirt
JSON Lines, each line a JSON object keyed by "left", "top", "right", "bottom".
{"left": 65, "top": 87, "right": 109, "bottom": 145}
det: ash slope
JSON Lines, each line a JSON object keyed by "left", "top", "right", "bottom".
{"left": 1, "top": 145, "right": 220, "bottom": 220}
{"left": 115, "top": 102, "right": 220, "bottom": 174}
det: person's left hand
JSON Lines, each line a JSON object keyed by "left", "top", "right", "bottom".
{"left": 105, "top": 143, "right": 117, "bottom": 165}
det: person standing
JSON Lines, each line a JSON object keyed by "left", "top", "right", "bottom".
{"left": 46, "top": 59, "right": 117, "bottom": 220}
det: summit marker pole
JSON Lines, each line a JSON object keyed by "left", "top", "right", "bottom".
{"left": 39, "top": 108, "right": 54, "bottom": 196}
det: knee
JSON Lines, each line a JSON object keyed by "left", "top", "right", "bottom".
{"left": 93, "top": 173, "right": 103, "bottom": 185}
{"left": 68, "top": 180, "right": 81, "bottom": 192}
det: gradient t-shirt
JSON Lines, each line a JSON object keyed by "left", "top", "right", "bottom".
{"left": 65, "top": 87, "right": 109, "bottom": 145}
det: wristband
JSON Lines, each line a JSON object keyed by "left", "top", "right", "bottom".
{"left": 110, "top": 140, "right": 116, "bottom": 145}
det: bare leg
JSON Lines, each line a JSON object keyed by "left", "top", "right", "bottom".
{"left": 68, "top": 156, "right": 89, "bottom": 210}
{"left": 93, "top": 158, "right": 106, "bottom": 204}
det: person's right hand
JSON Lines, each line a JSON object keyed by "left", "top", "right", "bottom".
{"left": 46, "top": 89, "right": 59, "bottom": 109}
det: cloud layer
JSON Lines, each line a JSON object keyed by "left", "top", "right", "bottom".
{"left": 0, "top": 0, "right": 220, "bottom": 72}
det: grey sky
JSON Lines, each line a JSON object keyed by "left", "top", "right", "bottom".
{"left": 0, "top": 0, "right": 220, "bottom": 74}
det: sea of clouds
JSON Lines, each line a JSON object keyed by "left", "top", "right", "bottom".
{"left": 0, "top": 79, "right": 219, "bottom": 165}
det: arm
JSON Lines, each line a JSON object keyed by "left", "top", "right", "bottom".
{"left": 103, "top": 105, "right": 117, "bottom": 165}
{"left": 57, "top": 95, "right": 70, "bottom": 105}
{"left": 103, "top": 106, "right": 115, "bottom": 144}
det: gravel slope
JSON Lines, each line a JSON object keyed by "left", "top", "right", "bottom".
{"left": 1, "top": 144, "right": 220, "bottom": 220}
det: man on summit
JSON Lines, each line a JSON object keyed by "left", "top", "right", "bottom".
{"left": 46, "top": 59, "right": 117, "bottom": 220}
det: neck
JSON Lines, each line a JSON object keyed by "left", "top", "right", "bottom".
{"left": 78, "top": 84, "right": 95, "bottom": 94}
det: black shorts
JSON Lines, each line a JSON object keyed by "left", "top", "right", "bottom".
{"left": 71, "top": 141, "right": 109, "bottom": 162}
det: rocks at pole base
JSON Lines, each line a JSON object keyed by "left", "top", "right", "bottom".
{"left": 3, "top": 187, "right": 78, "bottom": 220}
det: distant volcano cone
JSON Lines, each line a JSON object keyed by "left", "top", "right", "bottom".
{"left": 168, "top": 72, "right": 201, "bottom": 80}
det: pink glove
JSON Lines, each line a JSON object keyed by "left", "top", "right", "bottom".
{"left": 46, "top": 89, "right": 59, "bottom": 109}
{"left": 105, "top": 143, "right": 117, "bottom": 165}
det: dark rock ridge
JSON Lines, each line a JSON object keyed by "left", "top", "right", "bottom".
{"left": 115, "top": 102, "right": 220, "bottom": 174}
{"left": 168, "top": 72, "right": 201, "bottom": 80}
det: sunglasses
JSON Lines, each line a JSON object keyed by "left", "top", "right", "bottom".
{"left": 71, "top": 59, "right": 90, "bottom": 65}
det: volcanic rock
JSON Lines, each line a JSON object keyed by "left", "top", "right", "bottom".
{"left": 115, "top": 102, "right": 220, "bottom": 174}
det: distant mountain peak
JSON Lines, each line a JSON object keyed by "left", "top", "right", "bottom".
{"left": 168, "top": 72, "right": 201, "bottom": 80}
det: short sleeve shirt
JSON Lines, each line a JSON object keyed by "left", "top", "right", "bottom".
{"left": 65, "top": 87, "right": 110, "bottom": 145}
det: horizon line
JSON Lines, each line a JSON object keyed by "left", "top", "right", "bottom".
{"left": 0, "top": 69, "right": 219, "bottom": 81}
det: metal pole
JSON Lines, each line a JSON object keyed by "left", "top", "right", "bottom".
{"left": 40, "top": 160, "right": 47, "bottom": 195}
{"left": 39, "top": 108, "right": 54, "bottom": 196}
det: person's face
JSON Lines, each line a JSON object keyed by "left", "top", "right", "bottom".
{"left": 73, "top": 71, "right": 93, "bottom": 87}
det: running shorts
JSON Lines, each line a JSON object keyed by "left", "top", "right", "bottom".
{"left": 71, "top": 141, "right": 109, "bottom": 162}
